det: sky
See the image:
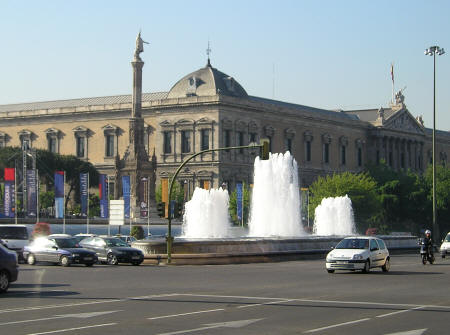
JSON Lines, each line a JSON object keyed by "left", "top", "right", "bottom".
{"left": 1, "top": 0, "right": 449, "bottom": 130}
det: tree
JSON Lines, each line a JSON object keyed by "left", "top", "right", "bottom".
{"left": 229, "top": 183, "right": 251, "bottom": 226}
{"left": 155, "top": 179, "right": 184, "bottom": 203}
{"left": 309, "top": 172, "right": 381, "bottom": 234}
{"left": 131, "top": 225, "right": 145, "bottom": 240}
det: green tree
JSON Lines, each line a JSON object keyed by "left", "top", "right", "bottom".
{"left": 131, "top": 225, "right": 145, "bottom": 240}
{"left": 229, "top": 183, "right": 251, "bottom": 226}
{"left": 309, "top": 172, "right": 381, "bottom": 234}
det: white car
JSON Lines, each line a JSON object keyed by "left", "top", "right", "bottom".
{"left": 326, "top": 236, "right": 390, "bottom": 273}
{"left": 440, "top": 232, "right": 450, "bottom": 258}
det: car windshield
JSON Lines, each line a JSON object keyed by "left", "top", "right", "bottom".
{"left": 0, "top": 226, "right": 29, "bottom": 240}
{"left": 104, "top": 238, "right": 129, "bottom": 247}
{"left": 54, "top": 238, "right": 80, "bottom": 248}
{"left": 445, "top": 235, "right": 450, "bottom": 242}
{"left": 335, "top": 238, "right": 369, "bottom": 249}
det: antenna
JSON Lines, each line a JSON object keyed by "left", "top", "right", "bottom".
{"left": 206, "top": 40, "right": 212, "bottom": 65}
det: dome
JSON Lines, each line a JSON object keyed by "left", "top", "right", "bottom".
{"left": 167, "top": 60, "right": 248, "bottom": 99}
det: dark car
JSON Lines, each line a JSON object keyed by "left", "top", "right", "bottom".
{"left": 24, "top": 237, "right": 98, "bottom": 267}
{"left": 80, "top": 236, "right": 144, "bottom": 265}
{"left": 0, "top": 243, "right": 19, "bottom": 293}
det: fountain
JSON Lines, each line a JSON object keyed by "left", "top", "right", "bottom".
{"left": 182, "top": 187, "right": 232, "bottom": 238}
{"left": 248, "top": 152, "right": 305, "bottom": 237}
{"left": 313, "top": 195, "right": 356, "bottom": 236}
{"left": 133, "top": 153, "right": 418, "bottom": 264}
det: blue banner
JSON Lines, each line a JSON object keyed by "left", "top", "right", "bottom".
{"left": 236, "top": 183, "right": 243, "bottom": 221}
{"left": 55, "top": 171, "right": 64, "bottom": 218}
{"left": 27, "top": 170, "right": 37, "bottom": 217}
{"left": 80, "top": 173, "right": 88, "bottom": 217}
{"left": 99, "top": 174, "right": 108, "bottom": 218}
{"left": 4, "top": 181, "right": 14, "bottom": 218}
{"left": 122, "top": 175, "right": 130, "bottom": 219}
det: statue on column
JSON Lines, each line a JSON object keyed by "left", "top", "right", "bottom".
{"left": 134, "top": 31, "right": 149, "bottom": 61}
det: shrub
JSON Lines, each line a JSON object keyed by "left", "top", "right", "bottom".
{"left": 32, "top": 222, "right": 51, "bottom": 239}
{"left": 130, "top": 225, "right": 144, "bottom": 240}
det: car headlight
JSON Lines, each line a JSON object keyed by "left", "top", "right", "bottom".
{"left": 352, "top": 254, "right": 364, "bottom": 260}
{"left": 326, "top": 254, "right": 334, "bottom": 262}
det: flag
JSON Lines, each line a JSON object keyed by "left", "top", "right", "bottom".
{"left": 55, "top": 171, "right": 64, "bottom": 218}
{"left": 390, "top": 63, "right": 394, "bottom": 84}
{"left": 4, "top": 168, "right": 15, "bottom": 218}
{"left": 122, "top": 175, "right": 130, "bottom": 219}
{"left": 80, "top": 173, "right": 88, "bottom": 217}
{"left": 99, "top": 174, "right": 108, "bottom": 218}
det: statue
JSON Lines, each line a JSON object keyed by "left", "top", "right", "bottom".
{"left": 134, "top": 31, "right": 149, "bottom": 60}
{"left": 377, "top": 107, "right": 385, "bottom": 121}
{"left": 395, "top": 89, "right": 405, "bottom": 105}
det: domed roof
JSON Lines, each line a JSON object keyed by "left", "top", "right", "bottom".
{"left": 167, "top": 60, "right": 248, "bottom": 99}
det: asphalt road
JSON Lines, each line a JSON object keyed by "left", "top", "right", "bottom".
{"left": 2, "top": 254, "right": 450, "bottom": 335}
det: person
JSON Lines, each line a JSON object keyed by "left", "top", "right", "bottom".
{"left": 423, "top": 229, "right": 433, "bottom": 256}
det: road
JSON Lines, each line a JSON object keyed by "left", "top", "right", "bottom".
{"left": 2, "top": 254, "right": 449, "bottom": 335}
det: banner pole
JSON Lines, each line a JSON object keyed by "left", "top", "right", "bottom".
{"left": 87, "top": 173, "right": 90, "bottom": 234}
{"left": 36, "top": 170, "right": 39, "bottom": 224}
{"left": 14, "top": 162, "right": 18, "bottom": 225}
{"left": 107, "top": 175, "right": 110, "bottom": 236}
{"left": 63, "top": 171, "right": 66, "bottom": 234}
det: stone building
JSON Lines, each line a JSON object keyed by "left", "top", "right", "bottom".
{"left": 0, "top": 58, "right": 449, "bottom": 204}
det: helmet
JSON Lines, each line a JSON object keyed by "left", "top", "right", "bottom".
{"left": 425, "top": 230, "right": 431, "bottom": 235}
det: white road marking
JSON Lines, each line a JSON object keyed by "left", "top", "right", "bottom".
{"left": 376, "top": 306, "right": 424, "bottom": 318}
{"left": 147, "top": 308, "right": 225, "bottom": 320}
{"left": 237, "top": 299, "right": 295, "bottom": 308}
{"left": 304, "top": 318, "right": 371, "bottom": 333}
{"left": 384, "top": 329, "right": 427, "bottom": 335}
{"left": 154, "top": 318, "right": 263, "bottom": 335}
{"left": 24, "top": 322, "right": 117, "bottom": 335}
{"left": 0, "top": 293, "right": 178, "bottom": 314}
{"left": 0, "top": 310, "right": 121, "bottom": 326}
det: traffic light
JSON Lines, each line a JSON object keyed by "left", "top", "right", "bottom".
{"left": 157, "top": 202, "right": 165, "bottom": 217}
{"left": 260, "top": 138, "right": 270, "bottom": 160}
{"left": 175, "top": 202, "right": 184, "bottom": 218}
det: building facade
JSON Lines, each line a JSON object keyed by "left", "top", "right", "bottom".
{"left": 0, "top": 60, "right": 449, "bottom": 201}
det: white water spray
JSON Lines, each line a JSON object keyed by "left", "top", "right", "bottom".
{"left": 181, "top": 187, "right": 232, "bottom": 238}
{"left": 313, "top": 195, "right": 355, "bottom": 235}
{"left": 248, "top": 152, "right": 305, "bottom": 237}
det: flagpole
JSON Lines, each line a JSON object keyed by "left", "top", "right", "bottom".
{"left": 63, "top": 171, "right": 66, "bottom": 234}
{"left": 87, "top": 173, "right": 90, "bottom": 234}
{"left": 36, "top": 170, "right": 39, "bottom": 224}
{"left": 107, "top": 175, "right": 110, "bottom": 236}
{"left": 391, "top": 63, "right": 395, "bottom": 104}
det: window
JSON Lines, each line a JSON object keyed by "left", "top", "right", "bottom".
{"left": 48, "top": 137, "right": 57, "bottom": 153}
{"left": 306, "top": 141, "right": 311, "bottom": 162}
{"left": 163, "top": 131, "right": 172, "bottom": 154}
{"left": 285, "top": 138, "right": 292, "bottom": 153}
{"left": 76, "top": 136, "right": 85, "bottom": 158}
{"left": 400, "top": 152, "right": 405, "bottom": 169}
{"left": 323, "top": 143, "right": 329, "bottom": 164}
{"left": 358, "top": 148, "right": 362, "bottom": 167}
{"left": 237, "top": 131, "right": 244, "bottom": 153}
{"left": 200, "top": 129, "right": 209, "bottom": 151}
{"left": 341, "top": 145, "right": 346, "bottom": 165}
{"left": 388, "top": 151, "right": 393, "bottom": 167}
{"left": 181, "top": 130, "right": 191, "bottom": 153}
{"left": 370, "top": 239, "right": 379, "bottom": 251}
{"left": 267, "top": 136, "right": 272, "bottom": 153}
{"left": 376, "top": 150, "right": 380, "bottom": 164}
{"left": 224, "top": 129, "right": 231, "bottom": 151}
{"left": 249, "top": 133, "right": 257, "bottom": 143}
{"left": 377, "top": 239, "right": 386, "bottom": 250}
{"left": 105, "top": 134, "right": 114, "bottom": 157}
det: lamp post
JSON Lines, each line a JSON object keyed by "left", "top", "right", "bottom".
{"left": 425, "top": 45, "right": 445, "bottom": 242}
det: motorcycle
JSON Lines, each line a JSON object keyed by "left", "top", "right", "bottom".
{"left": 418, "top": 238, "right": 435, "bottom": 265}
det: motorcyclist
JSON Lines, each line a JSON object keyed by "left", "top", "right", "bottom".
{"left": 423, "top": 229, "right": 434, "bottom": 256}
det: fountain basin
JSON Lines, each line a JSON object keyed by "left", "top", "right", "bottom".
{"left": 132, "top": 235, "right": 419, "bottom": 265}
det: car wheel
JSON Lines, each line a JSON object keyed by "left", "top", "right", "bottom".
{"left": 422, "top": 255, "right": 427, "bottom": 265}
{"left": 27, "top": 253, "right": 36, "bottom": 265}
{"left": 107, "top": 253, "right": 118, "bottom": 265}
{"left": 382, "top": 258, "right": 390, "bottom": 272}
{"left": 362, "top": 260, "right": 370, "bottom": 273}
{"left": 327, "top": 269, "right": 335, "bottom": 273}
{"left": 442, "top": 254, "right": 445, "bottom": 259}
{"left": 0, "top": 270, "right": 10, "bottom": 293}
{"left": 131, "top": 261, "right": 142, "bottom": 266}
{"left": 60, "top": 255, "right": 70, "bottom": 267}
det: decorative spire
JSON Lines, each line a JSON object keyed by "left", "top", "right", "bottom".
{"left": 206, "top": 40, "right": 212, "bottom": 67}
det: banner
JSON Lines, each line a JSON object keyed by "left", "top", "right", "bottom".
{"left": 55, "top": 171, "right": 64, "bottom": 219}
{"left": 236, "top": 182, "right": 243, "bottom": 221}
{"left": 80, "top": 173, "right": 88, "bottom": 217}
{"left": 4, "top": 168, "right": 15, "bottom": 218}
{"left": 122, "top": 175, "right": 130, "bottom": 219}
{"left": 27, "top": 170, "right": 37, "bottom": 217}
{"left": 99, "top": 174, "right": 108, "bottom": 218}
{"left": 139, "top": 177, "right": 148, "bottom": 218}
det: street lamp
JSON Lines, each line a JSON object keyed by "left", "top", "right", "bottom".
{"left": 425, "top": 45, "right": 445, "bottom": 242}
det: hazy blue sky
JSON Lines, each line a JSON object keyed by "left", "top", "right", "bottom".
{"left": 1, "top": 0, "right": 449, "bottom": 130}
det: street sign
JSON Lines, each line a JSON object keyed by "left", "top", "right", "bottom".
{"left": 109, "top": 200, "right": 125, "bottom": 226}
